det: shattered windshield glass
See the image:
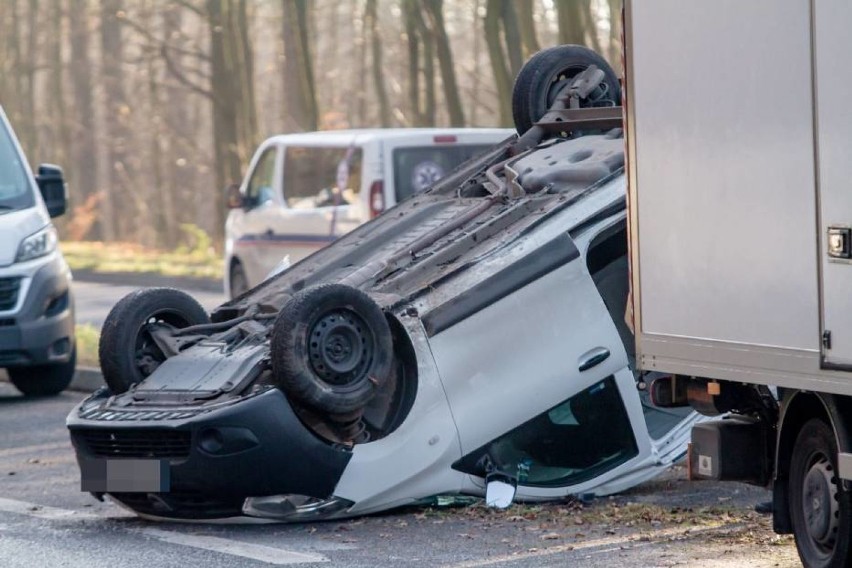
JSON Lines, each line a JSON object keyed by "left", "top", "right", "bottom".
{"left": 0, "top": 120, "right": 35, "bottom": 214}
{"left": 455, "top": 377, "right": 638, "bottom": 487}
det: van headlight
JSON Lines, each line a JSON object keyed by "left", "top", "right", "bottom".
{"left": 16, "top": 225, "right": 57, "bottom": 262}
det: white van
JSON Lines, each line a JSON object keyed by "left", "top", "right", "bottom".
{"left": 223, "top": 128, "right": 513, "bottom": 297}
{"left": 0, "top": 106, "right": 74, "bottom": 395}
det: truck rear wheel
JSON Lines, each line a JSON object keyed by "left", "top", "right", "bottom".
{"left": 789, "top": 419, "right": 852, "bottom": 568}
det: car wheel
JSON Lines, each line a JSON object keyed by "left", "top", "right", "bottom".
{"left": 511, "top": 44, "right": 621, "bottom": 136}
{"left": 270, "top": 283, "right": 394, "bottom": 415}
{"left": 229, "top": 260, "right": 249, "bottom": 299}
{"left": 7, "top": 347, "right": 76, "bottom": 396}
{"left": 99, "top": 288, "right": 210, "bottom": 394}
{"left": 789, "top": 419, "right": 852, "bottom": 568}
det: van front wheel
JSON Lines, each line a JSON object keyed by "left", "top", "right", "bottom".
{"left": 7, "top": 347, "right": 76, "bottom": 396}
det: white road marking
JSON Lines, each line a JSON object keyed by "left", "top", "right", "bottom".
{"left": 139, "top": 528, "right": 328, "bottom": 565}
{"left": 0, "top": 442, "right": 71, "bottom": 459}
{"left": 0, "top": 497, "right": 329, "bottom": 565}
{"left": 0, "top": 498, "right": 98, "bottom": 521}
{"left": 442, "top": 522, "right": 745, "bottom": 568}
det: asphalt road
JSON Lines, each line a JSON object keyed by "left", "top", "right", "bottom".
{"left": 0, "top": 377, "right": 801, "bottom": 568}
{"left": 72, "top": 280, "right": 226, "bottom": 331}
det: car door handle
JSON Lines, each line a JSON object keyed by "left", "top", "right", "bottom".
{"left": 578, "top": 347, "right": 610, "bottom": 372}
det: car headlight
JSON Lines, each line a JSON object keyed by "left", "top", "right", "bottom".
{"left": 16, "top": 225, "right": 57, "bottom": 262}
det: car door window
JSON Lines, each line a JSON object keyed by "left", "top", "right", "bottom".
{"left": 454, "top": 376, "right": 639, "bottom": 487}
{"left": 283, "top": 146, "right": 362, "bottom": 209}
{"left": 246, "top": 148, "right": 277, "bottom": 207}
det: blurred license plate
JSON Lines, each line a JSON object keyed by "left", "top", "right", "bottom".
{"left": 80, "top": 459, "right": 170, "bottom": 493}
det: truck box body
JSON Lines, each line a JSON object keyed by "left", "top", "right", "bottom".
{"left": 625, "top": 0, "right": 852, "bottom": 395}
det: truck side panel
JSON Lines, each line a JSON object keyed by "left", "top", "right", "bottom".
{"left": 814, "top": 0, "right": 852, "bottom": 368}
{"left": 624, "top": 0, "right": 852, "bottom": 393}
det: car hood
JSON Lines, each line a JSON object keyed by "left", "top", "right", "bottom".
{"left": 0, "top": 206, "right": 49, "bottom": 267}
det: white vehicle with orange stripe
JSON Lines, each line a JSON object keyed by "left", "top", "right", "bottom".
{"left": 224, "top": 128, "right": 512, "bottom": 298}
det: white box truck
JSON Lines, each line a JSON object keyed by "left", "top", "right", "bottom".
{"left": 625, "top": 1, "right": 852, "bottom": 566}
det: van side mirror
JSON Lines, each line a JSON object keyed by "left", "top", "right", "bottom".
{"left": 226, "top": 184, "right": 244, "bottom": 209}
{"left": 36, "top": 164, "right": 68, "bottom": 218}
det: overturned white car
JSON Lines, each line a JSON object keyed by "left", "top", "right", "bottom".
{"left": 67, "top": 45, "right": 702, "bottom": 521}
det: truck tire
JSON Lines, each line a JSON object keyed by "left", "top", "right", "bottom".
{"left": 512, "top": 44, "right": 621, "bottom": 136}
{"left": 270, "top": 283, "right": 393, "bottom": 415}
{"left": 99, "top": 288, "right": 210, "bottom": 394}
{"left": 7, "top": 347, "right": 76, "bottom": 396}
{"left": 789, "top": 419, "right": 852, "bottom": 568}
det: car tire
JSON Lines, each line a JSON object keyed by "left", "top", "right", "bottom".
{"left": 789, "top": 418, "right": 852, "bottom": 568}
{"left": 511, "top": 44, "right": 621, "bottom": 136}
{"left": 99, "top": 288, "right": 210, "bottom": 394}
{"left": 7, "top": 347, "right": 76, "bottom": 396}
{"left": 229, "top": 260, "right": 249, "bottom": 299}
{"left": 270, "top": 283, "right": 393, "bottom": 415}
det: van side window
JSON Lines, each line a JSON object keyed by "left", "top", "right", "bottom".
{"left": 392, "top": 145, "right": 492, "bottom": 201}
{"left": 283, "top": 146, "right": 362, "bottom": 209}
{"left": 246, "top": 148, "right": 277, "bottom": 207}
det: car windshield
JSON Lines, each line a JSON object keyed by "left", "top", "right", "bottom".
{"left": 0, "top": 119, "right": 34, "bottom": 214}
{"left": 455, "top": 377, "right": 639, "bottom": 487}
{"left": 393, "top": 145, "right": 493, "bottom": 201}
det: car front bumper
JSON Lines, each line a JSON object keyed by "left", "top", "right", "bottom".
{"left": 0, "top": 251, "right": 75, "bottom": 368}
{"left": 67, "top": 387, "right": 353, "bottom": 519}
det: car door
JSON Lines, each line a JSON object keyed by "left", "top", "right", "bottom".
{"left": 231, "top": 145, "right": 284, "bottom": 287}
{"left": 270, "top": 144, "right": 363, "bottom": 265}
{"left": 425, "top": 230, "right": 643, "bottom": 495}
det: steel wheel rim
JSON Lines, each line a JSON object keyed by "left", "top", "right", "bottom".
{"left": 308, "top": 309, "right": 372, "bottom": 386}
{"left": 802, "top": 454, "right": 840, "bottom": 554}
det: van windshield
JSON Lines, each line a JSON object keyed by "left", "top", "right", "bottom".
{"left": 0, "top": 120, "right": 35, "bottom": 214}
{"left": 393, "top": 145, "right": 493, "bottom": 201}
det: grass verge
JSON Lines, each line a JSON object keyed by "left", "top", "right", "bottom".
{"left": 62, "top": 226, "right": 223, "bottom": 280}
{"left": 75, "top": 324, "right": 100, "bottom": 367}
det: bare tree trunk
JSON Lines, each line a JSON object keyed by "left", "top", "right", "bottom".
{"left": 556, "top": 0, "right": 585, "bottom": 45}
{"left": 403, "top": 0, "right": 421, "bottom": 126}
{"left": 365, "top": 0, "right": 391, "bottom": 126}
{"left": 208, "top": 0, "right": 242, "bottom": 242}
{"left": 100, "top": 0, "right": 129, "bottom": 241}
{"left": 22, "top": 0, "right": 38, "bottom": 157}
{"left": 484, "top": 0, "right": 512, "bottom": 126}
{"left": 68, "top": 0, "right": 99, "bottom": 238}
{"left": 513, "top": 0, "right": 540, "bottom": 59}
{"left": 421, "top": 0, "right": 465, "bottom": 126}
{"left": 500, "top": 0, "right": 523, "bottom": 78}
{"left": 607, "top": 0, "right": 622, "bottom": 75}
{"left": 46, "top": 0, "right": 70, "bottom": 171}
{"left": 281, "top": 0, "right": 318, "bottom": 131}
{"left": 162, "top": 4, "right": 188, "bottom": 245}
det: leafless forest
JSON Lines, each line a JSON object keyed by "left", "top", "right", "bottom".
{"left": 0, "top": 0, "right": 621, "bottom": 247}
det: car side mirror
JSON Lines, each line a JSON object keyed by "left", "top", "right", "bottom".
{"left": 36, "top": 164, "right": 68, "bottom": 218}
{"left": 226, "top": 184, "right": 244, "bottom": 209}
{"left": 485, "top": 472, "right": 517, "bottom": 509}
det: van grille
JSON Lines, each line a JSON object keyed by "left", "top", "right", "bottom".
{"left": 0, "top": 278, "right": 21, "bottom": 311}
{"left": 78, "top": 429, "right": 192, "bottom": 459}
